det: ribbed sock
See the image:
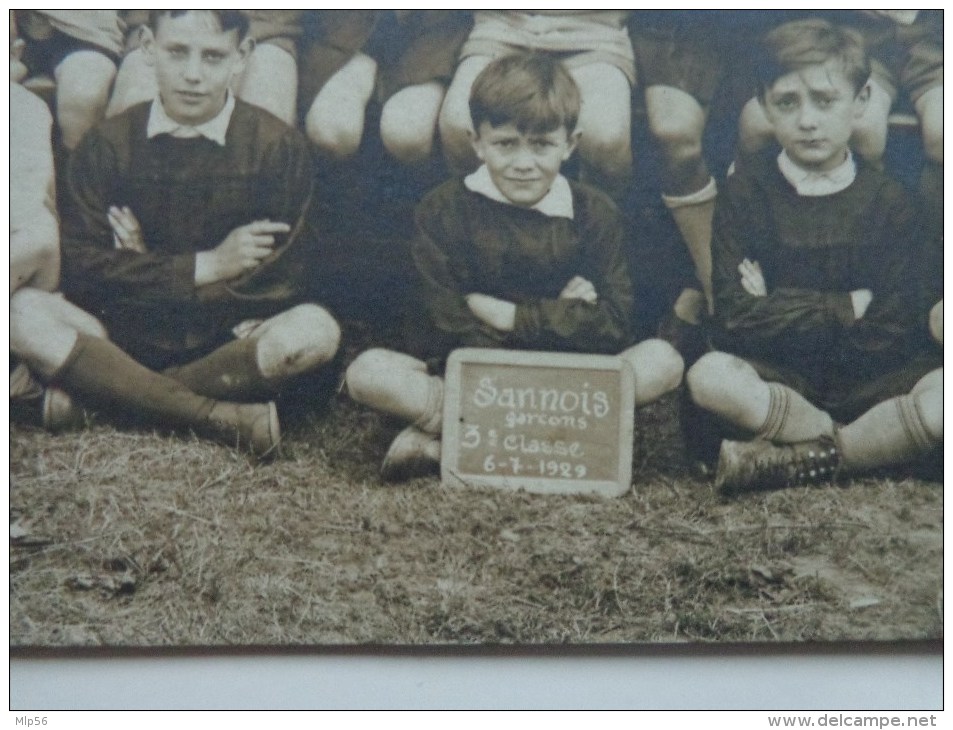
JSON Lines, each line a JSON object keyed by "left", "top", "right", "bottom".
{"left": 755, "top": 383, "right": 834, "bottom": 443}
{"left": 836, "top": 394, "right": 939, "bottom": 472}
{"left": 412, "top": 375, "right": 444, "bottom": 434}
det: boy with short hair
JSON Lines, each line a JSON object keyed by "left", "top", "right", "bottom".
{"left": 37, "top": 10, "right": 339, "bottom": 454}
{"left": 346, "top": 52, "right": 684, "bottom": 481}
{"left": 438, "top": 11, "right": 635, "bottom": 200}
{"left": 686, "top": 19, "right": 942, "bottom": 493}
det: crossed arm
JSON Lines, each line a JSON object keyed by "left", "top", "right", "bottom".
{"left": 108, "top": 204, "right": 290, "bottom": 286}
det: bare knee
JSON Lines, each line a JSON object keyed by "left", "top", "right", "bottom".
{"left": 381, "top": 83, "right": 443, "bottom": 164}
{"left": 306, "top": 102, "right": 365, "bottom": 158}
{"left": 438, "top": 97, "right": 476, "bottom": 171}
{"left": 578, "top": 119, "right": 632, "bottom": 180}
{"left": 345, "top": 348, "right": 404, "bottom": 405}
{"left": 621, "top": 338, "right": 684, "bottom": 404}
{"left": 646, "top": 89, "right": 705, "bottom": 168}
{"left": 687, "top": 351, "right": 750, "bottom": 411}
{"left": 55, "top": 52, "right": 117, "bottom": 148}
{"left": 258, "top": 304, "right": 340, "bottom": 379}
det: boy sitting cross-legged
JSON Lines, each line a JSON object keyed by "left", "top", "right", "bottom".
{"left": 21, "top": 10, "right": 340, "bottom": 457}
{"left": 346, "top": 52, "right": 684, "bottom": 481}
{"left": 686, "top": 19, "right": 942, "bottom": 494}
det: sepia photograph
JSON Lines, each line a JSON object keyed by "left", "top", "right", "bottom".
{"left": 9, "top": 9, "right": 942, "bottom": 654}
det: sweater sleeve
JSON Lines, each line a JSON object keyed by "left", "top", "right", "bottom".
{"left": 410, "top": 191, "right": 508, "bottom": 351}
{"left": 199, "top": 126, "right": 316, "bottom": 310}
{"left": 840, "top": 181, "right": 923, "bottom": 365}
{"left": 60, "top": 126, "right": 198, "bottom": 310}
{"left": 510, "top": 193, "right": 633, "bottom": 354}
{"left": 711, "top": 174, "right": 855, "bottom": 360}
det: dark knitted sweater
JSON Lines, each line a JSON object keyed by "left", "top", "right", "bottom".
{"left": 61, "top": 99, "right": 315, "bottom": 361}
{"left": 711, "top": 151, "right": 927, "bottom": 382}
{"left": 406, "top": 177, "right": 634, "bottom": 362}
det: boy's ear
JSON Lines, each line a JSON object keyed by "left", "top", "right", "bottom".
{"left": 468, "top": 127, "right": 485, "bottom": 161}
{"left": 140, "top": 26, "right": 155, "bottom": 66}
{"left": 237, "top": 36, "right": 254, "bottom": 62}
{"left": 853, "top": 81, "right": 871, "bottom": 116}
{"left": 563, "top": 129, "right": 582, "bottom": 160}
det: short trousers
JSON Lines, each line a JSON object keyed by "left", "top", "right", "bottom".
{"left": 742, "top": 351, "right": 942, "bottom": 424}
{"left": 850, "top": 12, "right": 943, "bottom": 103}
{"left": 297, "top": 11, "right": 378, "bottom": 113}
{"left": 630, "top": 25, "right": 723, "bottom": 105}
{"left": 369, "top": 10, "right": 472, "bottom": 99}
{"left": 243, "top": 10, "right": 306, "bottom": 60}
{"left": 461, "top": 11, "right": 636, "bottom": 86}
{"left": 21, "top": 27, "right": 119, "bottom": 77}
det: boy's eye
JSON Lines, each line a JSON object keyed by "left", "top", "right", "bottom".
{"left": 774, "top": 97, "right": 798, "bottom": 111}
{"left": 531, "top": 140, "right": 554, "bottom": 151}
{"left": 495, "top": 139, "right": 517, "bottom": 148}
{"left": 203, "top": 51, "right": 226, "bottom": 63}
{"left": 814, "top": 95, "right": 834, "bottom": 108}
{"left": 167, "top": 46, "right": 187, "bottom": 58}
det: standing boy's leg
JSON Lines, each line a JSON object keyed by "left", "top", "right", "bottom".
{"left": 380, "top": 81, "right": 446, "bottom": 165}
{"left": 567, "top": 63, "right": 633, "bottom": 200}
{"left": 438, "top": 55, "right": 493, "bottom": 173}
{"left": 235, "top": 43, "right": 298, "bottom": 126}
{"left": 304, "top": 51, "right": 377, "bottom": 158}
{"left": 53, "top": 49, "right": 117, "bottom": 150}
{"left": 105, "top": 47, "right": 157, "bottom": 117}
{"left": 647, "top": 85, "right": 716, "bottom": 314}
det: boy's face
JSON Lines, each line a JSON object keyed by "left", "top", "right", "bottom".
{"left": 761, "top": 58, "right": 869, "bottom": 172}
{"left": 471, "top": 122, "right": 579, "bottom": 207}
{"left": 142, "top": 11, "right": 250, "bottom": 126}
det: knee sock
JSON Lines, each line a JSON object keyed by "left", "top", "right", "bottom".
{"left": 412, "top": 375, "right": 444, "bottom": 434}
{"left": 663, "top": 178, "right": 717, "bottom": 313}
{"left": 755, "top": 383, "right": 834, "bottom": 443}
{"left": 836, "top": 394, "right": 939, "bottom": 473}
{"left": 164, "top": 338, "right": 272, "bottom": 401}
{"left": 52, "top": 332, "right": 217, "bottom": 429}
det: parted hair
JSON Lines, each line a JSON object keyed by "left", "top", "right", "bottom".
{"left": 469, "top": 52, "right": 581, "bottom": 135}
{"left": 755, "top": 18, "right": 870, "bottom": 99}
{"left": 148, "top": 10, "right": 250, "bottom": 40}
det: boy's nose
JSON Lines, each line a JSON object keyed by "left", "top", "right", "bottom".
{"left": 183, "top": 54, "right": 202, "bottom": 82}
{"left": 797, "top": 104, "right": 819, "bottom": 128}
{"left": 512, "top": 146, "right": 534, "bottom": 169}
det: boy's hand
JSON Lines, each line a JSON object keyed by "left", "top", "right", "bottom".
{"left": 850, "top": 288, "right": 873, "bottom": 320}
{"left": 738, "top": 258, "right": 767, "bottom": 297}
{"left": 466, "top": 293, "right": 516, "bottom": 332}
{"left": 559, "top": 276, "right": 598, "bottom": 303}
{"left": 109, "top": 206, "right": 146, "bottom": 253}
{"left": 195, "top": 220, "right": 289, "bottom": 286}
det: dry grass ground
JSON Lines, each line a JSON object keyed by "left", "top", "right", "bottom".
{"left": 9, "top": 326, "right": 943, "bottom": 647}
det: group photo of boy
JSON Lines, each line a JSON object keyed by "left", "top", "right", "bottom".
{"left": 10, "top": 10, "right": 944, "bottom": 652}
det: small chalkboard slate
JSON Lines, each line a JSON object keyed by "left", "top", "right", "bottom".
{"left": 441, "top": 348, "right": 635, "bottom": 497}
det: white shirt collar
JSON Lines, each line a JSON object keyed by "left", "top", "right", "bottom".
{"left": 146, "top": 93, "right": 235, "bottom": 146}
{"left": 777, "top": 149, "right": 857, "bottom": 196}
{"left": 464, "top": 164, "right": 574, "bottom": 219}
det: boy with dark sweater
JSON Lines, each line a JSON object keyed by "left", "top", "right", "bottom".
{"left": 686, "top": 19, "right": 942, "bottom": 493}
{"left": 16, "top": 11, "right": 339, "bottom": 456}
{"left": 346, "top": 52, "right": 683, "bottom": 481}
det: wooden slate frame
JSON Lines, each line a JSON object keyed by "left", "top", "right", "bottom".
{"left": 441, "top": 348, "right": 636, "bottom": 497}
